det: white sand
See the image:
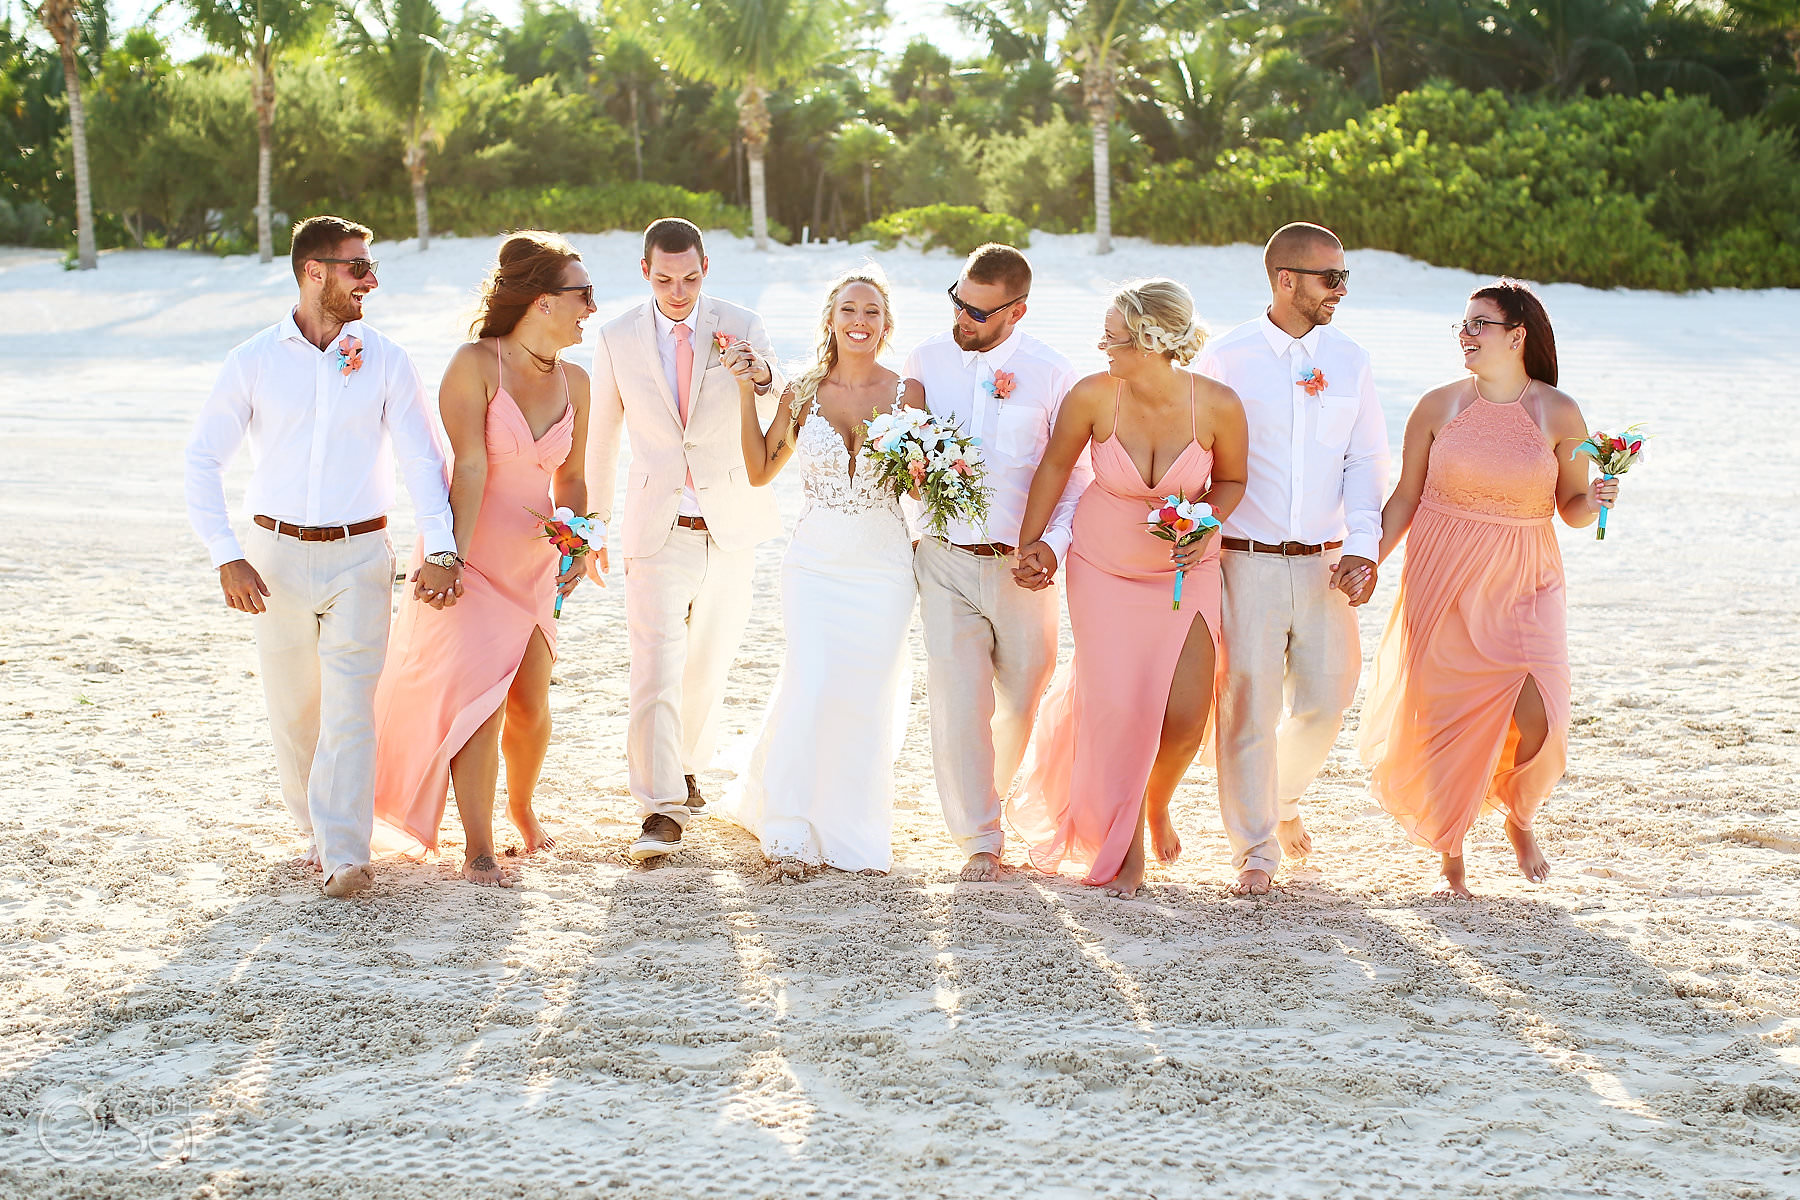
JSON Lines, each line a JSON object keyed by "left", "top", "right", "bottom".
{"left": 0, "top": 233, "right": 1796, "bottom": 1198}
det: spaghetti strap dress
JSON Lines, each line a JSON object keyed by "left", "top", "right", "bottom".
{"left": 372, "top": 343, "right": 574, "bottom": 854}
{"left": 1007, "top": 376, "right": 1222, "bottom": 884}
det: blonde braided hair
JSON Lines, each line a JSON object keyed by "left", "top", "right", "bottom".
{"left": 1112, "top": 278, "right": 1207, "bottom": 366}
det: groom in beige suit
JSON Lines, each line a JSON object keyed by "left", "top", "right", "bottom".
{"left": 587, "top": 218, "right": 784, "bottom": 860}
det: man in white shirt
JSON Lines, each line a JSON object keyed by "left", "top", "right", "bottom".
{"left": 586, "top": 218, "right": 783, "bottom": 862}
{"left": 185, "top": 215, "right": 459, "bottom": 899}
{"left": 905, "top": 243, "right": 1089, "bottom": 882}
{"left": 1196, "top": 222, "right": 1389, "bottom": 896}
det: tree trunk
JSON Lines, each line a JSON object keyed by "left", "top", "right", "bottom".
{"left": 862, "top": 164, "right": 872, "bottom": 225}
{"left": 1087, "top": 68, "right": 1115, "bottom": 256}
{"left": 811, "top": 163, "right": 826, "bottom": 242}
{"left": 56, "top": 41, "right": 96, "bottom": 270}
{"left": 739, "top": 82, "right": 772, "bottom": 251}
{"left": 629, "top": 87, "right": 643, "bottom": 181}
{"left": 253, "top": 48, "right": 275, "bottom": 264}
{"left": 405, "top": 141, "right": 431, "bottom": 251}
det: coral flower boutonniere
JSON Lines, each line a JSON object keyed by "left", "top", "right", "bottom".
{"left": 336, "top": 335, "right": 365, "bottom": 378}
{"left": 985, "top": 369, "right": 1016, "bottom": 402}
{"left": 1297, "top": 368, "right": 1327, "bottom": 397}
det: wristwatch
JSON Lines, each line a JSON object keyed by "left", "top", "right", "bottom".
{"left": 424, "top": 551, "right": 462, "bottom": 569}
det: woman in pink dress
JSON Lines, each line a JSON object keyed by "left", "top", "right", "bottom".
{"left": 1359, "top": 279, "right": 1619, "bottom": 898}
{"left": 373, "top": 232, "right": 597, "bottom": 886}
{"left": 1010, "top": 279, "right": 1248, "bottom": 897}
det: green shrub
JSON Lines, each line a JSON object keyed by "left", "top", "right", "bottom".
{"left": 1116, "top": 84, "right": 1800, "bottom": 290}
{"left": 889, "top": 124, "right": 983, "bottom": 210}
{"left": 855, "top": 204, "right": 1028, "bottom": 255}
{"left": 978, "top": 110, "right": 1090, "bottom": 233}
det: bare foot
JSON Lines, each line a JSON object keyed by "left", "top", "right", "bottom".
{"left": 460, "top": 852, "right": 513, "bottom": 888}
{"left": 1229, "top": 868, "right": 1271, "bottom": 896}
{"left": 1505, "top": 820, "right": 1550, "bottom": 884}
{"left": 769, "top": 857, "right": 811, "bottom": 883}
{"left": 1102, "top": 861, "right": 1145, "bottom": 899}
{"left": 505, "top": 797, "right": 556, "bottom": 856}
{"left": 1148, "top": 806, "right": 1182, "bottom": 866}
{"left": 296, "top": 846, "right": 322, "bottom": 873}
{"left": 1433, "top": 853, "right": 1474, "bottom": 899}
{"left": 322, "top": 864, "right": 372, "bottom": 899}
{"left": 960, "top": 852, "right": 1002, "bottom": 882}
{"left": 1277, "top": 815, "right": 1313, "bottom": 860}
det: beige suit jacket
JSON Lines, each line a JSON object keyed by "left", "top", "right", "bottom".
{"left": 588, "top": 295, "right": 784, "bottom": 559}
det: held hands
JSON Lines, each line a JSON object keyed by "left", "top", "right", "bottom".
{"left": 1013, "top": 541, "right": 1058, "bottom": 590}
{"left": 1329, "top": 554, "right": 1378, "bottom": 607}
{"left": 218, "top": 559, "right": 270, "bottom": 614}
{"left": 720, "top": 341, "right": 769, "bottom": 388}
{"left": 413, "top": 561, "right": 465, "bottom": 609}
{"left": 584, "top": 544, "right": 611, "bottom": 588}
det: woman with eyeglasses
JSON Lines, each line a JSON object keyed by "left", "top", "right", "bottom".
{"left": 372, "top": 231, "right": 599, "bottom": 886}
{"left": 1359, "top": 279, "right": 1619, "bottom": 899}
{"left": 1006, "top": 279, "right": 1248, "bottom": 898}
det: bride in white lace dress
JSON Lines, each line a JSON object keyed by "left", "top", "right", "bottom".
{"left": 719, "top": 267, "right": 924, "bottom": 874}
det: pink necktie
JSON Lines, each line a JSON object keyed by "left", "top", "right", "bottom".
{"left": 674, "top": 323, "right": 695, "bottom": 492}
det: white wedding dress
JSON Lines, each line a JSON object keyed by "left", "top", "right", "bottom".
{"left": 720, "top": 389, "right": 916, "bottom": 872}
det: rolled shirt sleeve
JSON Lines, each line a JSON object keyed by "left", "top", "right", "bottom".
{"left": 185, "top": 351, "right": 255, "bottom": 568}
{"left": 382, "top": 347, "right": 456, "bottom": 558}
{"left": 1039, "top": 360, "right": 1089, "bottom": 564}
{"left": 1339, "top": 356, "right": 1389, "bottom": 563}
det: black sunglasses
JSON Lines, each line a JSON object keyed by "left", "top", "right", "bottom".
{"left": 314, "top": 256, "right": 379, "bottom": 279}
{"left": 947, "top": 283, "right": 1028, "bottom": 324}
{"left": 547, "top": 283, "right": 594, "bottom": 306}
{"left": 1278, "top": 266, "right": 1350, "bottom": 289}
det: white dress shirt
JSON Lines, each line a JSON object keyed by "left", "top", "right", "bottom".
{"left": 184, "top": 312, "right": 455, "bottom": 567}
{"left": 903, "top": 328, "right": 1089, "bottom": 560}
{"left": 1196, "top": 314, "right": 1388, "bottom": 562}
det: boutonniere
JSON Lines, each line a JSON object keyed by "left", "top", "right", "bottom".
{"left": 714, "top": 332, "right": 737, "bottom": 354}
{"left": 1297, "top": 368, "right": 1327, "bottom": 397}
{"left": 984, "top": 369, "right": 1016, "bottom": 401}
{"left": 336, "top": 335, "right": 365, "bottom": 378}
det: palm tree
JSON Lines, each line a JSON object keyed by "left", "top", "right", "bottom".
{"left": 656, "top": 0, "right": 848, "bottom": 250}
{"left": 1058, "top": 0, "right": 1161, "bottom": 255}
{"left": 35, "top": 0, "right": 96, "bottom": 268}
{"left": 595, "top": 29, "right": 660, "bottom": 182}
{"left": 186, "top": 0, "right": 325, "bottom": 263}
{"left": 339, "top": 0, "right": 450, "bottom": 249}
{"left": 830, "top": 118, "right": 893, "bottom": 225}
{"left": 1284, "top": 0, "right": 1448, "bottom": 102}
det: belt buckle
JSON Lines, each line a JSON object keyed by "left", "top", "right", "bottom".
{"left": 1280, "top": 540, "right": 1306, "bottom": 556}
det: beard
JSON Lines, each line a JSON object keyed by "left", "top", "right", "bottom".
{"left": 1298, "top": 288, "right": 1337, "bottom": 327}
{"left": 952, "top": 320, "right": 1008, "bottom": 352}
{"left": 322, "top": 274, "right": 366, "bottom": 324}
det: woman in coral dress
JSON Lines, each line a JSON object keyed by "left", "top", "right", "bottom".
{"left": 1009, "top": 279, "right": 1248, "bottom": 897}
{"left": 1359, "top": 279, "right": 1619, "bottom": 898}
{"left": 373, "top": 232, "right": 597, "bottom": 885}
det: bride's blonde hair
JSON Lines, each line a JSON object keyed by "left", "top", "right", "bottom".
{"left": 1111, "top": 277, "right": 1206, "bottom": 365}
{"left": 787, "top": 265, "right": 897, "bottom": 419}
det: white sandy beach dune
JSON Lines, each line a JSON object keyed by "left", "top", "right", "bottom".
{"left": 0, "top": 234, "right": 1796, "bottom": 1198}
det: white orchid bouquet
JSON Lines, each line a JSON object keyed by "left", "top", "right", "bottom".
{"left": 1146, "top": 493, "right": 1221, "bottom": 610}
{"left": 861, "top": 404, "right": 990, "bottom": 538}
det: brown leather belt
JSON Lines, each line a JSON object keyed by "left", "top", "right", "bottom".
{"left": 944, "top": 540, "right": 1015, "bottom": 558}
{"left": 255, "top": 514, "right": 387, "bottom": 542}
{"left": 674, "top": 515, "right": 709, "bottom": 531}
{"left": 1221, "top": 537, "right": 1342, "bottom": 557}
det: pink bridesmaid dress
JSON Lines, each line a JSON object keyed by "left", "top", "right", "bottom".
{"left": 1358, "top": 392, "right": 1570, "bottom": 854}
{"left": 372, "top": 347, "right": 574, "bottom": 854}
{"left": 1007, "top": 376, "right": 1222, "bottom": 885}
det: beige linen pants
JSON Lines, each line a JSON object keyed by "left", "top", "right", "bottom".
{"left": 624, "top": 526, "right": 756, "bottom": 828}
{"left": 1217, "top": 550, "right": 1361, "bottom": 874}
{"left": 246, "top": 524, "right": 395, "bottom": 881}
{"left": 915, "top": 536, "right": 1059, "bottom": 858}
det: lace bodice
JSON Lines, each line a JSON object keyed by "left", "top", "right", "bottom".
{"left": 795, "top": 389, "right": 906, "bottom": 520}
{"left": 1422, "top": 395, "right": 1557, "bottom": 521}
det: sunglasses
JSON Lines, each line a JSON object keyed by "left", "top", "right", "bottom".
{"left": 1278, "top": 266, "right": 1350, "bottom": 289}
{"left": 547, "top": 283, "right": 595, "bottom": 306}
{"left": 947, "top": 283, "right": 1028, "bottom": 324}
{"left": 1452, "top": 316, "right": 1520, "bottom": 337}
{"left": 315, "top": 256, "right": 379, "bottom": 280}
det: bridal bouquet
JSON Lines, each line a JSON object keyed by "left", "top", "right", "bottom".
{"left": 1146, "top": 493, "right": 1221, "bottom": 610}
{"left": 526, "top": 505, "right": 602, "bottom": 618}
{"left": 1569, "top": 425, "right": 1647, "bottom": 541}
{"left": 862, "top": 405, "right": 990, "bottom": 538}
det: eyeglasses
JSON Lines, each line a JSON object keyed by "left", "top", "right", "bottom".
{"left": 947, "top": 283, "right": 1028, "bottom": 324}
{"left": 547, "top": 284, "right": 595, "bottom": 306}
{"left": 1278, "top": 266, "right": 1350, "bottom": 289}
{"left": 1451, "top": 317, "right": 1520, "bottom": 337}
{"left": 1097, "top": 333, "right": 1135, "bottom": 351}
{"left": 314, "top": 257, "right": 379, "bottom": 279}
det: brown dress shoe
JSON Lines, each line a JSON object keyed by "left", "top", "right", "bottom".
{"left": 628, "top": 813, "right": 683, "bottom": 862}
{"left": 684, "top": 774, "right": 706, "bottom": 810}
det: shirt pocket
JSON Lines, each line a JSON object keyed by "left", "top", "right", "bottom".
{"left": 994, "top": 405, "right": 1047, "bottom": 463}
{"left": 1312, "top": 395, "right": 1360, "bottom": 451}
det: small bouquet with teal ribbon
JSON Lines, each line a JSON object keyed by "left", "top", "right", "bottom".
{"left": 1145, "top": 493, "right": 1221, "bottom": 610}
{"left": 1569, "top": 425, "right": 1646, "bottom": 541}
{"left": 526, "top": 505, "right": 601, "bottom": 618}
